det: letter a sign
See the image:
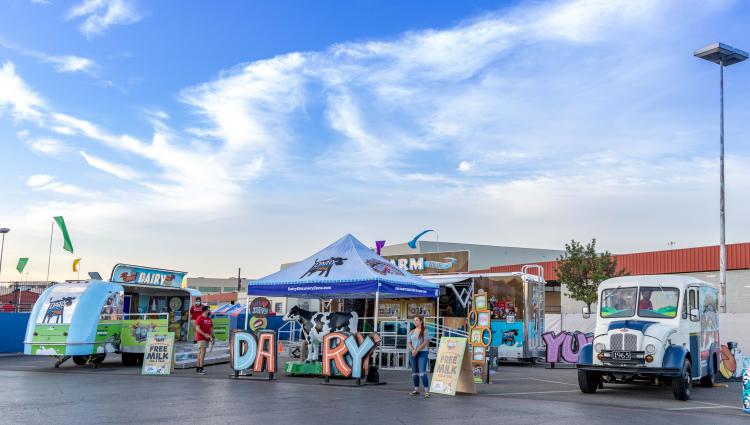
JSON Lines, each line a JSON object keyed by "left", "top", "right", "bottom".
{"left": 429, "top": 337, "right": 476, "bottom": 396}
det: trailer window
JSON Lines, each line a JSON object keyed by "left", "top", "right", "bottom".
{"left": 600, "top": 287, "right": 637, "bottom": 318}
{"left": 637, "top": 287, "right": 679, "bottom": 318}
{"left": 475, "top": 276, "right": 524, "bottom": 320}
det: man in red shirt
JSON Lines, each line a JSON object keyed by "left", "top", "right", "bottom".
{"left": 189, "top": 297, "right": 203, "bottom": 343}
{"left": 639, "top": 289, "right": 653, "bottom": 311}
{"left": 195, "top": 305, "right": 214, "bottom": 374}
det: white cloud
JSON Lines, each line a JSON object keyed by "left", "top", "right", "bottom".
{"left": 26, "top": 174, "right": 56, "bottom": 188}
{"left": 80, "top": 151, "right": 141, "bottom": 181}
{"left": 27, "top": 137, "right": 69, "bottom": 156}
{"left": 68, "top": 0, "right": 142, "bottom": 38}
{"left": 458, "top": 161, "right": 473, "bottom": 173}
{"left": 26, "top": 174, "right": 91, "bottom": 197}
{"left": 0, "top": 40, "right": 99, "bottom": 75}
{"left": 49, "top": 55, "right": 97, "bottom": 73}
{"left": 0, "top": 62, "right": 45, "bottom": 121}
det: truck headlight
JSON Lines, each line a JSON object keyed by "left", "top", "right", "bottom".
{"left": 594, "top": 343, "right": 605, "bottom": 353}
{"left": 645, "top": 344, "right": 656, "bottom": 354}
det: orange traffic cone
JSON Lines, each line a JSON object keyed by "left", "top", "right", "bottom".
{"left": 278, "top": 341, "right": 283, "bottom": 353}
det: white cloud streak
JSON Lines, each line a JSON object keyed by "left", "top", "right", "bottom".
{"left": 68, "top": 0, "right": 142, "bottom": 38}
{"left": 26, "top": 174, "right": 91, "bottom": 197}
{"left": 79, "top": 151, "right": 142, "bottom": 181}
{"left": 27, "top": 137, "right": 69, "bottom": 156}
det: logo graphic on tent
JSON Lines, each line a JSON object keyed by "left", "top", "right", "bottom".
{"left": 299, "top": 257, "right": 348, "bottom": 279}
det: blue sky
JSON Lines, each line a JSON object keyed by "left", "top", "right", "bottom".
{"left": 1, "top": 0, "right": 750, "bottom": 281}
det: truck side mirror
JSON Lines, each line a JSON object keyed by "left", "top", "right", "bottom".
{"left": 582, "top": 306, "right": 591, "bottom": 319}
{"left": 689, "top": 308, "right": 700, "bottom": 321}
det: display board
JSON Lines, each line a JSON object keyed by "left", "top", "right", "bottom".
{"left": 142, "top": 332, "right": 175, "bottom": 375}
{"left": 469, "top": 291, "right": 491, "bottom": 383}
{"left": 429, "top": 337, "right": 476, "bottom": 396}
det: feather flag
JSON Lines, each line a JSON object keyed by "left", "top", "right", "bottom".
{"left": 16, "top": 258, "right": 28, "bottom": 274}
{"left": 73, "top": 258, "right": 82, "bottom": 272}
{"left": 375, "top": 240, "right": 386, "bottom": 255}
{"left": 407, "top": 229, "right": 434, "bottom": 249}
{"left": 53, "top": 216, "right": 74, "bottom": 253}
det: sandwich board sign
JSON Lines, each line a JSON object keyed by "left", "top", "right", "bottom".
{"left": 429, "top": 337, "right": 477, "bottom": 396}
{"left": 142, "top": 332, "right": 175, "bottom": 375}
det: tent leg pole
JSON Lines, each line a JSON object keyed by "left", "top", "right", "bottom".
{"left": 244, "top": 296, "right": 250, "bottom": 331}
{"left": 373, "top": 289, "right": 380, "bottom": 337}
{"left": 436, "top": 294, "right": 440, "bottom": 340}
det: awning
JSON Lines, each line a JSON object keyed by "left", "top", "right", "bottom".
{"left": 247, "top": 234, "right": 438, "bottom": 299}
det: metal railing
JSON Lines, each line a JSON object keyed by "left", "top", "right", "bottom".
{"left": 0, "top": 282, "right": 54, "bottom": 313}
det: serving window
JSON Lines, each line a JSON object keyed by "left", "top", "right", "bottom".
{"left": 474, "top": 276, "right": 525, "bottom": 320}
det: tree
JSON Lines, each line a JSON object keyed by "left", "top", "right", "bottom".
{"left": 556, "top": 239, "right": 627, "bottom": 311}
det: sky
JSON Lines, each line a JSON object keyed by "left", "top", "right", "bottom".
{"left": 1, "top": 0, "right": 750, "bottom": 282}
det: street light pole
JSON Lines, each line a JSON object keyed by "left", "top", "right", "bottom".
{"left": 0, "top": 228, "right": 9, "bottom": 281}
{"left": 695, "top": 43, "right": 748, "bottom": 313}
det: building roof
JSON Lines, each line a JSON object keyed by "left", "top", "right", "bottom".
{"left": 472, "top": 242, "right": 750, "bottom": 281}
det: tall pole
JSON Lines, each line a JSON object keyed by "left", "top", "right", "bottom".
{"left": 719, "top": 58, "right": 727, "bottom": 313}
{"left": 0, "top": 232, "right": 5, "bottom": 281}
{"left": 46, "top": 221, "right": 54, "bottom": 282}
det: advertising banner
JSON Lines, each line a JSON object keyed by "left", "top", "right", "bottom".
{"left": 142, "top": 332, "right": 175, "bottom": 375}
{"left": 383, "top": 251, "right": 469, "bottom": 275}
{"left": 110, "top": 264, "right": 186, "bottom": 288}
{"left": 429, "top": 337, "right": 477, "bottom": 396}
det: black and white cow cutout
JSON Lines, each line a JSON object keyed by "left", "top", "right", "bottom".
{"left": 283, "top": 306, "right": 358, "bottom": 363}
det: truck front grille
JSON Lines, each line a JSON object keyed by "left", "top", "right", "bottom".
{"left": 610, "top": 333, "right": 638, "bottom": 350}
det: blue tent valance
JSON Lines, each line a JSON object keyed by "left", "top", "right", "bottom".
{"left": 247, "top": 234, "right": 438, "bottom": 299}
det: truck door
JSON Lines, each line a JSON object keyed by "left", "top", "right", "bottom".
{"left": 687, "top": 287, "right": 701, "bottom": 378}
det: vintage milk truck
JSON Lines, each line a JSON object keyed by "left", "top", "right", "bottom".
{"left": 576, "top": 275, "right": 720, "bottom": 400}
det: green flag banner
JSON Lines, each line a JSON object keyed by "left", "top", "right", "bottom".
{"left": 53, "top": 216, "right": 74, "bottom": 253}
{"left": 16, "top": 258, "right": 28, "bottom": 274}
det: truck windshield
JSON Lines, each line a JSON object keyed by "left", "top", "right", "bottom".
{"left": 638, "top": 286, "right": 679, "bottom": 318}
{"left": 600, "top": 287, "right": 637, "bottom": 318}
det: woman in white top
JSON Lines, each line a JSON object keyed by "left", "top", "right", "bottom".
{"left": 407, "top": 315, "right": 430, "bottom": 397}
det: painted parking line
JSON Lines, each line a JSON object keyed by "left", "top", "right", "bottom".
{"left": 667, "top": 401, "right": 742, "bottom": 411}
{"left": 482, "top": 389, "right": 582, "bottom": 396}
{"left": 528, "top": 377, "right": 579, "bottom": 387}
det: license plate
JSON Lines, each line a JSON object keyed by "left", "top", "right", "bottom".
{"left": 612, "top": 351, "right": 631, "bottom": 360}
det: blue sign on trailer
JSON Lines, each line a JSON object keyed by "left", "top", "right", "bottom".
{"left": 110, "top": 264, "right": 186, "bottom": 288}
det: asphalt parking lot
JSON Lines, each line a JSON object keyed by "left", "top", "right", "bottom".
{"left": 0, "top": 354, "right": 746, "bottom": 425}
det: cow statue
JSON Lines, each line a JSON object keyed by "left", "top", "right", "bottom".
{"left": 283, "top": 306, "right": 358, "bottom": 363}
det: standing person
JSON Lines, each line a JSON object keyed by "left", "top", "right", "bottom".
{"left": 195, "top": 305, "right": 214, "bottom": 375}
{"left": 407, "top": 315, "right": 430, "bottom": 398}
{"left": 190, "top": 297, "right": 203, "bottom": 343}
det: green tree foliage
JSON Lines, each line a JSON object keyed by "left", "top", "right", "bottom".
{"left": 556, "top": 239, "right": 627, "bottom": 310}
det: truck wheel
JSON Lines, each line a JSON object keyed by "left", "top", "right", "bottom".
{"left": 72, "top": 355, "right": 88, "bottom": 366}
{"left": 578, "top": 370, "right": 601, "bottom": 394}
{"left": 699, "top": 355, "right": 716, "bottom": 387}
{"left": 672, "top": 359, "right": 692, "bottom": 401}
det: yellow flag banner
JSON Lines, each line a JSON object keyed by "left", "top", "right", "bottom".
{"left": 72, "top": 258, "right": 81, "bottom": 272}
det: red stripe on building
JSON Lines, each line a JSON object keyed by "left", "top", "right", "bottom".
{"left": 471, "top": 242, "right": 750, "bottom": 281}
